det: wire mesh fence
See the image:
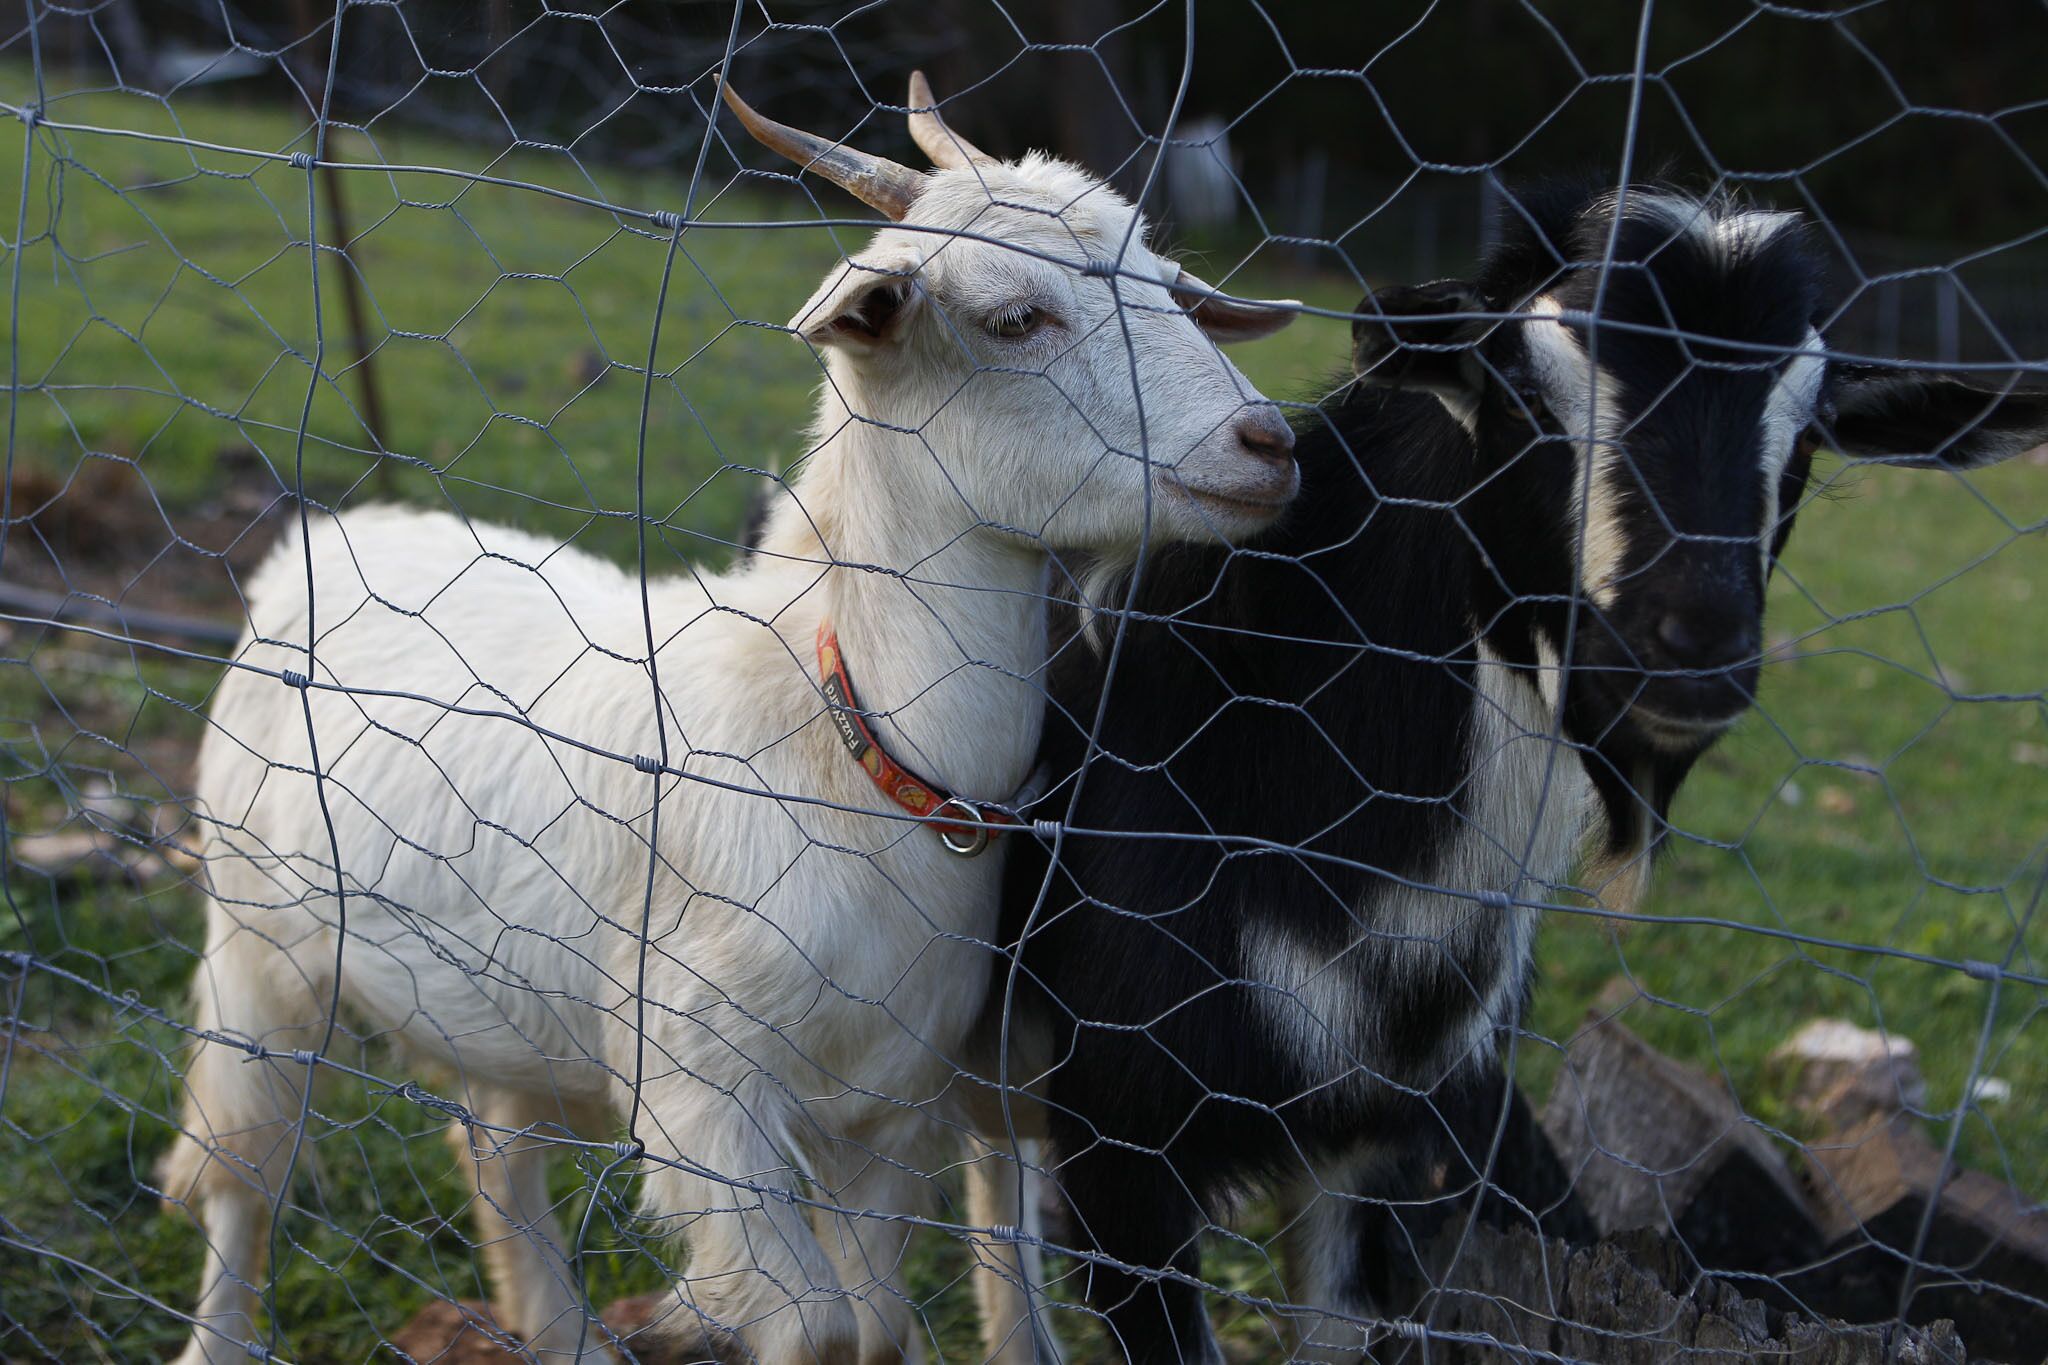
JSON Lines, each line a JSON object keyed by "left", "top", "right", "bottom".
{"left": 2, "top": 3, "right": 2044, "bottom": 1363}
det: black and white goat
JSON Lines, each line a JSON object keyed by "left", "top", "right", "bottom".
{"left": 987, "top": 180, "right": 2048, "bottom": 1363}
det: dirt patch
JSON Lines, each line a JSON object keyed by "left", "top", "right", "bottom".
{"left": 4, "top": 451, "right": 291, "bottom": 629}
{"left": 1, "top": 453, "right": 293, "bottom": 806}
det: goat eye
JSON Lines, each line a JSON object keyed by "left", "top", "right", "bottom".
{"left": 985, "top": 304, "right": 1043, "bottom": 340}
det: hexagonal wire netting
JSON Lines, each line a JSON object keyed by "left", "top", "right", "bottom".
{"left": 2, "top": 3, "right": 2044, "bottom": 1363}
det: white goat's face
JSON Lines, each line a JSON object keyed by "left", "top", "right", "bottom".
{"left": 786, "top": 156, "right": 1300, "bottom": 554}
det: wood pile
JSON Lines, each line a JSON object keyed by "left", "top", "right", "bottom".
{"left": 1522, "top": 994, "right": 2046, "bottom": 1363}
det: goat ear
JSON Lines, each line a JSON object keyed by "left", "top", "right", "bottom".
{"left": 1350, "top": 280, "right": 1491, "bottom": 398}
{"left": 1818, "top": 364, "right": 2048, "bottom": 469}
{"left": 790, "top": 251, "right": 924, "bottom": 348}
{"left": 1172, "top": 269, "right": 1298, "bottom": 344}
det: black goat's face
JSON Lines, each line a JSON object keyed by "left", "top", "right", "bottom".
{"left": 1353, "top": 190, "right": 2048, "bottom": 753}
{"left": 1488, "top": 257, "right": 1825, "bottom": 743}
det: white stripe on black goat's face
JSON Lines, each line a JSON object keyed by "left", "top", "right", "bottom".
{"left": 1352, "top": 187, "right": 2048, "bottom": 757}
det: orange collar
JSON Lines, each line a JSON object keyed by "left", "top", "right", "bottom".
{"left": 816, "top": 621, "right": 1022, "bottom": 857}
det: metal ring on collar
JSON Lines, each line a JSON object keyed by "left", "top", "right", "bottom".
{"left": 933, "top": 797, "right": 992, "bottom": 857}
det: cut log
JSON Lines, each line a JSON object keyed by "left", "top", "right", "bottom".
{"left": 1412, "top": 1220, "right": 1969, "bottom": 1365}
{"left": 1541, "top": 1011, "right": 1823, "bottom": 1275}
{"left": 1769, "top": 1018, "right": 1927, "bottom": 1129}
{"left": 1788, "top": 1114, "right": 2048, "bottom": 1364}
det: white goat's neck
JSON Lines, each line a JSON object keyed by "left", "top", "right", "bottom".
{"left": 771, "top": 410, "right": 1050, "bottom": 806}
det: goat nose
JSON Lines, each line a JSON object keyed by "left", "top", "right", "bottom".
{"left": 1655, "top": 611, "right": 1757, "bottom": 671}
{"left": 1234, "top": 413, "right": 1295, "bottom": 466}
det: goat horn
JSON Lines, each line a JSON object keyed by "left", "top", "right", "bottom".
{"left": 907, "top": 70, "right": 992, "bottom": 170}
{"left": 721, "top": 79, "right": 924, "bottom": 222}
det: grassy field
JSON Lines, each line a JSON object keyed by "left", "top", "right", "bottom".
{"left": 2, "top": 70, "right": 2043, "bottom": 1364}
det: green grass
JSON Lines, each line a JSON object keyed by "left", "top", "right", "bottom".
{"left": 0, "top": 83, "right": 823, "bottom": 565}
{"left": 1, "top": 66, "right": 2043, "bottom": 1364}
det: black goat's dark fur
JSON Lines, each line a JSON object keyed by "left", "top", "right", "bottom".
{"left": 1001, "top": 383, "right": 1558, "bottom": 1361}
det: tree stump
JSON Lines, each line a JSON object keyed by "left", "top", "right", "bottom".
{"left": 1413, "top": 1221, "right": 1970, "bottom": 1364}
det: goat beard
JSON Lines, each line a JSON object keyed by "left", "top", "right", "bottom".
{"left": 1572, "top": 749, "right": 1696, "bottom": 934}
{"left": 1579, "top": 834, "right": 1656, "bottom": 927}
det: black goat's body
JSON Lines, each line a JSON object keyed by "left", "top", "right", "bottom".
{"left": 986, "top": 178, "right": 2048, "bottom": 1363}
{"left": 1004, "top": 391, "right": 1596, "bottom": 1359}
{"left": 994, "top": 180, "right": 1854, "bottom": 1361}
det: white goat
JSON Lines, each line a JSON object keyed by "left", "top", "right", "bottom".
{"left": 157, "top": 76, "right": 1297, "bottom": 1365}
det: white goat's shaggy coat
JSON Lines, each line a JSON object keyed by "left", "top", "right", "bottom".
{"left": 159, "top": 143, "right": 1295, "bottom": 1365}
